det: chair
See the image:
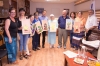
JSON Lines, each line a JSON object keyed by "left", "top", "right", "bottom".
{"left": 0, "top": 34, "right": 9, "bottom": 66}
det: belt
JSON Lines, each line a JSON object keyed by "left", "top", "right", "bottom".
{"left": 60, "top": 27, "right": 65, "bottom": 29}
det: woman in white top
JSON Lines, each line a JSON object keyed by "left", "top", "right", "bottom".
{"left": 48, "top": 14, "right": 58, "bottom": 48}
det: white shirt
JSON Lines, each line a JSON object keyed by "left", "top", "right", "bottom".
{"left": 85, "top": 15, "right": 98, "bottom": 29}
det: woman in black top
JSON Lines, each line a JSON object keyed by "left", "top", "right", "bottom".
{"left": 3, "top": 7, "right": 18, "bottom": 64}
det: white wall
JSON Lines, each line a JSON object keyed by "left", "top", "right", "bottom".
{"left": 75, "top": 0, "right": 100, "bottom": 11}
{"left": 30, "top": 1, "right": 75, "bottom": 18}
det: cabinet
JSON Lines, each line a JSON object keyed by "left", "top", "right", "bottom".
{"left": 25, "top": 0, "right": 30, "bottom": 16}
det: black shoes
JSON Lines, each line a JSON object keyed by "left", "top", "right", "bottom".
{"left": 42, "top": 45, "right": 45, "bottom": 48}
{"left": 32, "top": 48, "right": 40, "bottom": 51}
{"left": 37, "top": 48, "right": 40, "bottom": 50}
{"left": 20, "top": 54, "right": 28, "bottom": 60}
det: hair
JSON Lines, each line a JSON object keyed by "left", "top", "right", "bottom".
{"left": 77, "top": 11, "right": 83, "bottom": 15}
{"left": 9, "top": 7, "right": 16, "bottom": 12}
{"left": 70, "top": 12, "right": 76, "bottom": 18}
{"left": 19, "top": 8, "right": 25, "bottom": 12}
{"left": 28, "top": 14, "right": 34, "bottom": 18}
{"left": 89, "top": 9, "right": 94, "bottom": 13}
{"left": 63, "top": 9, "right": 69, "bottom": 15}
{"left": 42, "top": 10, "right": 47, "bottom": 13}
{"left": 34, "top": 12, "right": 39, "bottom": 16}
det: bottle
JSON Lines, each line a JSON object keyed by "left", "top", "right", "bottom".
{"left": 96, "top": 59, "right": 100, "bottom": 66}
{"left": 81, "top": 46, "right": 86, "bottom": 58}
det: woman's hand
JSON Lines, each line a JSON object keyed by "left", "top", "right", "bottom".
{"left": 9, "top": 38, "right": 12, "bottom": 43}
{"left": 36, "top": 30, "right": 40, "bottom": 34}
{"left": 18, "top": 26, "right": 22, "bottom": 30}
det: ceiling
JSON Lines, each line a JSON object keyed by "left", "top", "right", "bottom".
{"left": 30, "top": 0, "right": 77, "bottom": 3}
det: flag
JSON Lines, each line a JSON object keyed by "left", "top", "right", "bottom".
{"left": 90, "top": 0, "right": 95, "bottom": 15}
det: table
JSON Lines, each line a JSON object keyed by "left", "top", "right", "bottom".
{"left": 64, "top": 52, "right": 95, "bottom": 66}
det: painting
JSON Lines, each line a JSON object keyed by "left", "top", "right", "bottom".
{"left": 30, "top": 23, "right": 36, "bottom": 36}
{"left": 36, "top": 8, "right": 44, "bottom": 14}
{"left": 73, "top": 22, "right": 80, "bottom": 33}
{"left": 42, "top": 20, "right": 48, "bottom": 31}
{"left": 66, "top": 19, "right": 72, "bottom": 30}
{"left": 35, "top": 21, "right": 43, "bottom": 34}
{"left": 50, "top": 22, "right": 57, "bottom": 32}
{"left": 22, "top": 19, "right": 31, "bottom": 34}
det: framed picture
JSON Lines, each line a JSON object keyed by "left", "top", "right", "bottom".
{"left": 36, "top": 8, "right": 44, "bottom": 14}
{"left": 22, "top": 19, "right": 31, "bottom": 34}
{"left": 35, "top": 21, "right": 43, "bottom": 34}
{"left": 42, "top": 20, "right": 48, "bottom": 31}
{"left": 50, "top": 22, "right": 57, "bottom": 32}
{"left": 66, "top": 19, "right": 72, "bottom": 30}
{"left": 30, "top": 23, "right": 36, "bottom": 36}
{"left": 73, "top": 22, "right": 80, "bottom": 33}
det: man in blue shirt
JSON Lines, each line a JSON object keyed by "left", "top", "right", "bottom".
{"left": 58, "top": 10, "right": 69, "bottom": 49}
{"left": 39, "top": 10, "right": 48, "bottom": 48}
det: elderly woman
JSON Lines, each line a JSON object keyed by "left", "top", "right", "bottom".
{"left": 72, "top": 11, "right": 86, "bottom": 50}
{"left": 48, "top": 14, "right": 58, "bottom": 48}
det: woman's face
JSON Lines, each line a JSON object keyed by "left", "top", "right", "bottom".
{"left": 50, "top": 16, "right": 54, "bottom": 20}
{"left": 30, "top": 16, "right": 34, "bottom": 22}
{"left": 77, "top": 12, "right": 82, "bottom": 17}
{"left": 71, "top": 13, "right": 75, "bottom": 18}
{"left": 19, "top": 11, "right": 25, "bottom": 16}
{"left": 35, "top": 15, "right": 39, "bottom": 19}
{"left": 9, "top": 10, "right": 16, "bottom": 18}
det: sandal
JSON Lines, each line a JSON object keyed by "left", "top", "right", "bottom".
{"left": 24, "top": 54, "right": 28, "bottom": 59}
{"left": 12, "top": 60, "right": 19, "bottom": 64}
{"left": 20, "top": 55, "right": 23, "bottom": 60}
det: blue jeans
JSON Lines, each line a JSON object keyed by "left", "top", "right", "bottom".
{"left": 18, "top": 33, "right": 29, "bottom": 51}
{"left": 4, "top": 37, "right": 17, "bottom": 63}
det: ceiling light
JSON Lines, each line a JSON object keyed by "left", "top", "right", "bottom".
{"left": 46, "top": 0, "right": 60, "bottom": 1}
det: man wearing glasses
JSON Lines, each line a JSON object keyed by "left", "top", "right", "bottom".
{"left": 85, "top": 9, "right": 98, "bottom": 40}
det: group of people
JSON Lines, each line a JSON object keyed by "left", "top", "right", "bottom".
{"left": 3, "top": 6, "right": 98, "bottom": 64}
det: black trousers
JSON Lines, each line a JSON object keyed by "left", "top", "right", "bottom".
{"left": 42, "top": 31, "right": 46, "bottom": 46}
{"left": 32, "top": 32, "right": 39, "bottom": 49}
{"left": 86, "top": 30, "right": 92, "bottom": 41}
{"left": 38, "top": 34, "right": 40, "bottom": 47}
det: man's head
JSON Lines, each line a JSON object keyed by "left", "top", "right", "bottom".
{"left": 62, "top": 10, "right": 68, "bottom": 17}
{"left": 88, "top": 9, "right": 94, "bottom": 16}
{"left": 42, "top": 10, "right": 47, "bottom": 16}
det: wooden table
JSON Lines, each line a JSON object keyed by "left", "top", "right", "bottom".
{"left": 64, "top": 52, "right": 95, "bottom": 66}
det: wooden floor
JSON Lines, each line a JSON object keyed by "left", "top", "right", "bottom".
{"left": 2, "top": 36, "right": 75, "bottom": 66}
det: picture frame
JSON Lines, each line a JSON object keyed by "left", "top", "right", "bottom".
{"left": 35, "top": 21, "right": 43, "bottom": 34}
{"left": 22, "top": 19, "right": 31, "bottom": 34}
{"left": 66, "top": 19, "right": 72, "bottom": 30}
{"left": 42, "top": 20, "right": 48, "bottom": 31}
{"left": 73, "top": 22, "right": 80, "bottom": 33}
{"left": 36, "top": 8, "right": 44, "bottom": 14}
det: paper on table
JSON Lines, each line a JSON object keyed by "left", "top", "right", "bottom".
{"left": 63, "top": 50, "right": 78, "bottom": 58}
